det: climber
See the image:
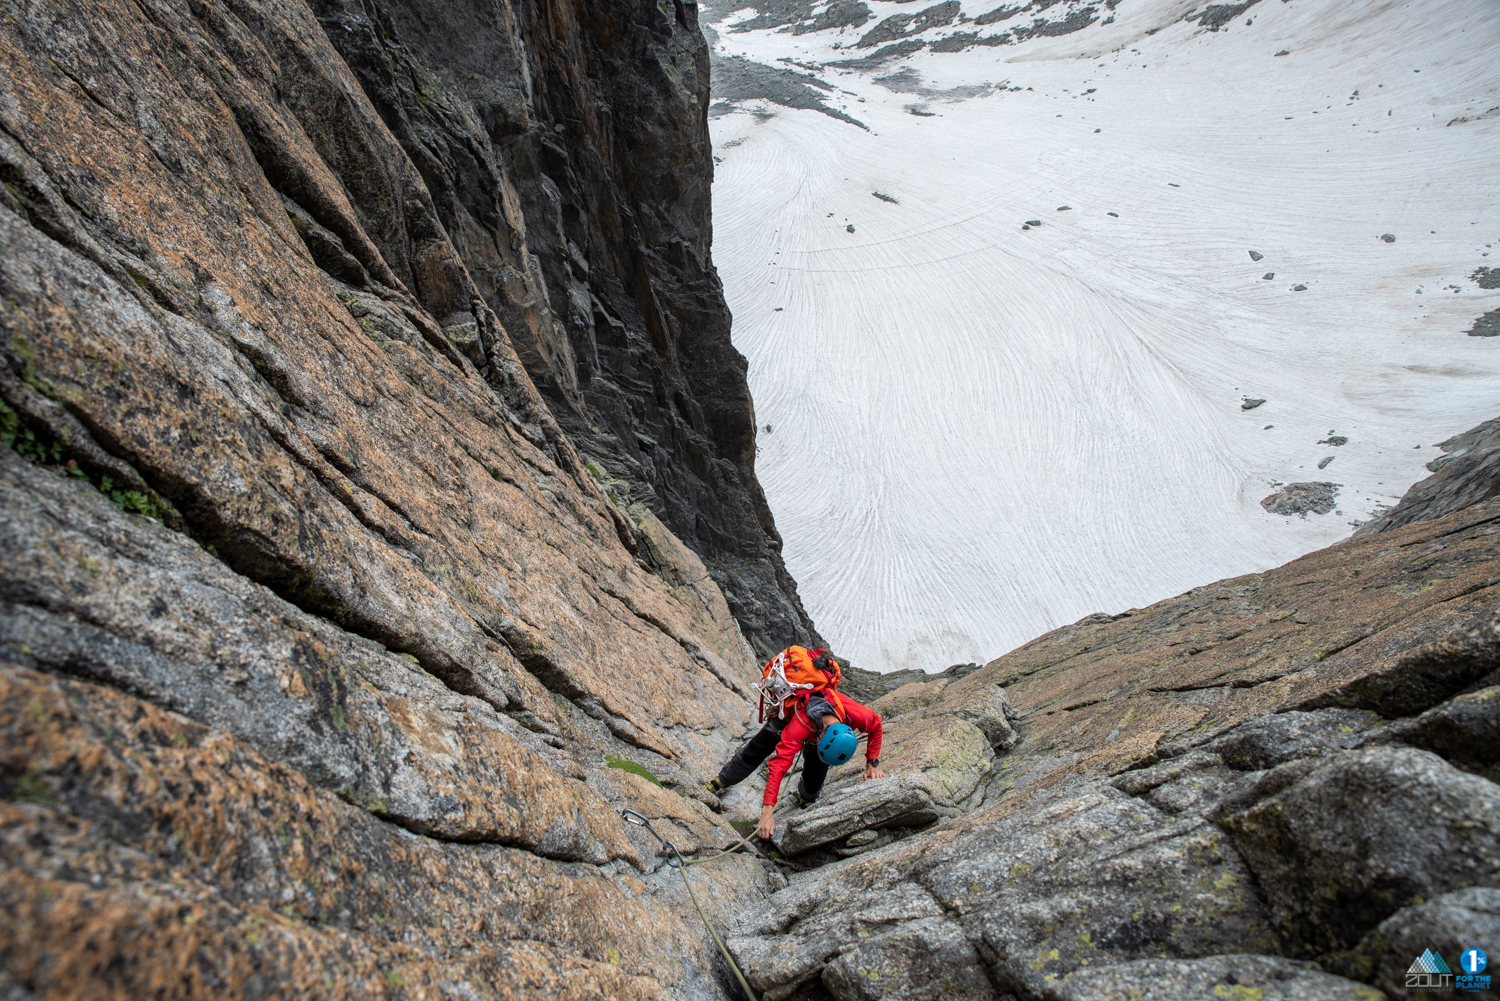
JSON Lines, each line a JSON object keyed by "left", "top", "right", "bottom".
{"left": 705, "top": 645, "right": 835, "bottom": 800}
{"left": 706, "top": 646, "right": 884, "bottom": 835}
{"left": 753, "top": 687, "right": 884, "bottom": 839}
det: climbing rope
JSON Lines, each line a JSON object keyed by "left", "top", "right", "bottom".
{"left": 681, "top": 824, "right": 759, "bottom": 867}
{"left": 620, "top": 808, "right": 761, "bottom": 1001}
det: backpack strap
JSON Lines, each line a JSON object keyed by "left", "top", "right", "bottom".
{"left": 809, "top": 648, "right": 842, "bottom": 690}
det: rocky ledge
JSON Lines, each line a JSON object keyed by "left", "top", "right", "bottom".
{"left": 726, "top": 483, "right": 1500, "bottom": 1001}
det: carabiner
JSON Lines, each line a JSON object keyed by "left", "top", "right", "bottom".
{"left": 620, "top": 808, "right": 684, "bottom": 868}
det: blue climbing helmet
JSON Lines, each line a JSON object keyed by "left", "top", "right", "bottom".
{"left": 817, "top": 723, "right": 858, "bottom": 766}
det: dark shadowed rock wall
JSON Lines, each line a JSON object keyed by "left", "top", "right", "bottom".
{"left": 307, "top": 0, "right": 822, "bottom": 657}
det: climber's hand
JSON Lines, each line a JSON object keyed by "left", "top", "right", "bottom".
{"left": 863, "top": 763, "right": 886, "bottom": 781}
{"left": 755, "top": 804, "right": 775, "bottom": 840}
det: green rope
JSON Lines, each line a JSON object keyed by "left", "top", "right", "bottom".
{"left": 677, "top": 857, "right": 759, "bottom": 1001}
{"left": 682, "top": 825, "right": 758, "bottom": 867}
{"left": 620, "top": 808, "right": 763, "bottom": 1001}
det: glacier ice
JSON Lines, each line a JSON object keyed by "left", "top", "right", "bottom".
{"left": 705, "top": 0, "right": 1500, "bottom": 671}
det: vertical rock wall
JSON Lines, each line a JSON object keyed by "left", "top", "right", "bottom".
{"left": 309, "top": 0, "right": 822, "bottom": 657}
{"left": 0, "top": 0, "right": 795, "bottom": 993}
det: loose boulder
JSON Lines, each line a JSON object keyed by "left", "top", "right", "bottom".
{"left": 1335, "top": 887, "right": 1500, "bottom": 998}
{"left": 1216, "top": 746, "right": 1500, "bottom": 955}
{"left": 1041, "top": 954, "right": 1387, "bottom": 1001}
{"left": 776, "top": 774, "right": 953, "bottom": 855}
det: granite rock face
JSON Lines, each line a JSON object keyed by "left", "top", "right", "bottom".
{"left": 1, "top": 656, "right": 771, "bottom": 1000}
{"left": 1042, "top": 955, "right": 1385, "bottom": 1001}
{"left": 1216, "top": 746, "right": 1500, "bottom": 955}
{"left": 1337, "top": 888, "right": 1500, "bottom": 999}
{"left": 0, "top": 0, "right": 798, "bottom": 992}
{"left": 3, "top": 0, "right": 1498, "bottom": 991}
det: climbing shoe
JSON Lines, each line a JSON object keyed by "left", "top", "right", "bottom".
{"left": 705, "top": 777, "right": 725, "bottom": 795}
{"left": 795, "top": 793, "right": 816, "bottom": 810}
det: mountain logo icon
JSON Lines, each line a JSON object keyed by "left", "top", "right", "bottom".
{"left": 1409, "top": 949, "right": 1453, "bottom": 974}
{"left": 1407, "top": 948, "right": 1454, "bottom": 989}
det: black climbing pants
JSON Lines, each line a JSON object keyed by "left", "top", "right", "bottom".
{"left": 716, "top": 715, "right": 787, "bottom": 786}
{"left": 716, "top": 715, "right": 830, "bottom": 804}
{"left": 796, "top": 752, "right": 829, "bottom": 804}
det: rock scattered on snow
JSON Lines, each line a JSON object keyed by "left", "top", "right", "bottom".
{"left": 1317, "top": 456, "right": 1334, "bottom": 469}
{"left": 1241, "top": 397, "right": 1266, "bottom": 410}
{"left": 1471, "top": 266, "right": 1500, "bottom": 288}
{"left": 1249, "top": 250, "right": 1264, "bottom": 261}
{"left": 872, "top": 191, "right": 899, "bottom": 203}
{"left": 1292, "top": 283, "right": 1308, "bottom": 291}
{"left": 1056, "top": 205, "right": 1072, "bottom": 211}
{"left": 1468, "top": 308, "right": 1500, "bottom": 337}
{"left": 1261, "top": 481, "right": 1340, "bottom": 516}
{"left": 1263, "top": 272, "right": 1275, "bottom": 279}
{"left": 1025, "top": 219, "right": 1042, "bottom": 226}
{"left": 1318, "top": 435, "right": 1348, "bottom": 446}
{"left": 846, "top": 223, "right": 856, "bottom": 232}
{"left": 854, "top": 1, "right": 960, "bottom": 49}
{"left": 1380, "top": 233, "right": 1396, "bottom": 242}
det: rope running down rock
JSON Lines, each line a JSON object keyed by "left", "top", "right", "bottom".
{"left": 620, "top": 808, "right": 763, "bottom": 1001}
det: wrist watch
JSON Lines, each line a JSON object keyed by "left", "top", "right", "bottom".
{"left": 867, "top": 758, "right": 879, "bottom": 767}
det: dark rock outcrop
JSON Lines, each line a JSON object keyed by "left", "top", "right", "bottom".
{"left": 306, "top": 0, "right": 820, "bottom": 658}
{"left": 1355, "top": 415, "right": 1500, "bottom": 535}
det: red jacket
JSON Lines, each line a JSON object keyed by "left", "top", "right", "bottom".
{"left": 763, "top": 693, "right": 883, "bottom": 806}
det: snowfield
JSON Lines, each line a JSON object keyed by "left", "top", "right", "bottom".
{"left": 704, "top": 0, "right": 1500, "bottom": 672}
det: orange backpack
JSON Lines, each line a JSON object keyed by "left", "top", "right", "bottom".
{"left": 754, "top": 646, "right": 844, "bottom": 722}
